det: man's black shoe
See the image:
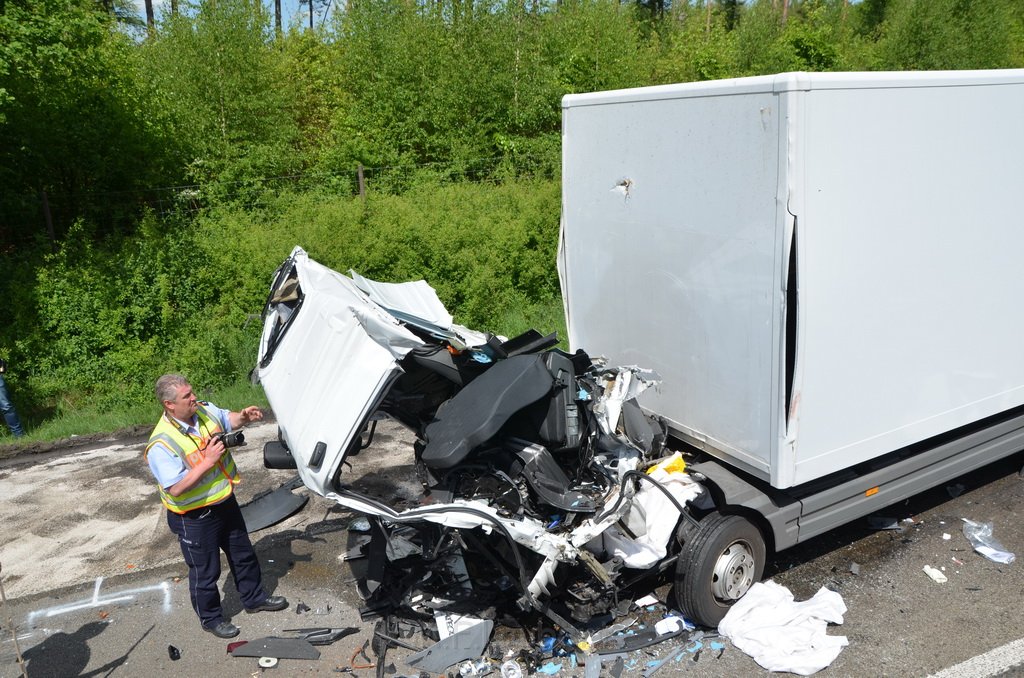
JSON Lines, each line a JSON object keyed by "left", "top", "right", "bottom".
{"left": 245, "top": 595, "right": 288, "bottom": 614}
{"left": 203, "top": 621, "right": 240, "bottom": 639}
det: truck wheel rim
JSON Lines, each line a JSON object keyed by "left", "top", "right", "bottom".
{"left": 712, "top": 540, "right": 755, "bottom": 601}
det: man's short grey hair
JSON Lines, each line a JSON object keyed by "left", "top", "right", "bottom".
{"left": 155, "top": 374, "right": 190, "bottom": 404}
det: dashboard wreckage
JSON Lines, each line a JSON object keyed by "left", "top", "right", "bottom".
{"left": 256, "top": 247, "right": 755, "bottom": 638}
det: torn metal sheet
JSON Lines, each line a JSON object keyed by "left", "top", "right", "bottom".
{"left": 405, "top": 619, "right": 494, "bottom": 674}
{"left": 641, "top": 647, "right": 687, "bottom": 678}
{"left": 349, "top": 270, "right": 454, "bottom": 330}
{"left": 585, "top": 652, "right": 630, "bottom": 678}
{"left": 587, "top": 618, "right": 637, "bottom": 646}
{"left": 229, "top": 637, "right": 320, "bottom": 660}
{"left": 240, "top": 477, "right": 308, "bottom": 532}
{"left": 588, "top": 366, "right": 660, "bottom": 436}
{"left": 348, "top": 270, "right": 490, "bottom": 350}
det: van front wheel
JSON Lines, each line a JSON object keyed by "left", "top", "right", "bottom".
{"left": 673, "top": 512, "right": 765, "bottom": 627}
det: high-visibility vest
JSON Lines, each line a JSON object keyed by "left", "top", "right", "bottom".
{"left": 144, "top": 404, "right": 241, "bottom": 514}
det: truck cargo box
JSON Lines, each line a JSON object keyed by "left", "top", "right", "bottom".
{"left": 558, "top": 69, "right": 1024, "bottom": 489}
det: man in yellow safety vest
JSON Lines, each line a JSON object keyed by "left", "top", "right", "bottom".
{"left": 145, "top": 373, "right": 288, "bottom": 638}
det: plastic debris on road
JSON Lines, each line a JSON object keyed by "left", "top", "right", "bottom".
{"left": 962, "top": 519, "right": 1016, "bottom": 564}
{"left": 717, "top": 580, "right": 848, "bottom": 676}
{"left": 500, "top": 660, "right": 524, "bottom": 678}
{"left": 923, "top": 565, "right": 948, "bottom": 583}
{"left": 653, "top": 615, "right": 692, "bottom": 636}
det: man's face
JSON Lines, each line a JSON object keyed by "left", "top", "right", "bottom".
{"left": 165, "top": 383, "right": 198, "bottom": 421}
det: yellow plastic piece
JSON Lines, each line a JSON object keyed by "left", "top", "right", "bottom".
{"left": 648, "top": 451, "right": 686, "bottom": 475}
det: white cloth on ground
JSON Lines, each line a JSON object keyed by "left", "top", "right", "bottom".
{"left": 718, "top": 580, "right": 848, "bottom": 675}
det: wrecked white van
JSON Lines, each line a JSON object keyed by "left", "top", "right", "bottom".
{"left": 256, "top": 247, "right": 723, "bottom": 634}
{"left": 256, "top": 70, "right": 1024, "bottom": 641}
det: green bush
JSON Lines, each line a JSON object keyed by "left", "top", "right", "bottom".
{"left": 192, "top": 178, "right": 563, "bottom": 332}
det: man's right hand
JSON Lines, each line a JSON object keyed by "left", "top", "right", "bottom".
{"left": 201, "top": 437, "right": 227, "bottom": 469}
{"left": 167, "top": 438, "right": 229, "bottom": 498}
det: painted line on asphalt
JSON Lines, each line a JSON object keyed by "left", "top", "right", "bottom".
{"left": 26, "top": 576, "right": 171, "bottom": 626}
{"left": 929, "top": 637, "right": 1024, "bottom": 678}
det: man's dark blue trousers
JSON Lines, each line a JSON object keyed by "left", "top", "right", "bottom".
{"left": 166, "top": 493, "right": 268, "bottom": 629}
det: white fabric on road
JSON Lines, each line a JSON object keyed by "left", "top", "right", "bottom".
{"left": 718, "top": 580, "right": 848, "bottom": 675}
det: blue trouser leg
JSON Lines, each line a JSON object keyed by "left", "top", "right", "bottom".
{"left": 168, "top": 506, "right": 225, "bottom": 628}
{"left": 0, "top": 374, "right": 24, "bottom": 437}
{"left": 219, "top": 495, "right": 267, "bottom": 609}
{"left": 167, "top": 495, "right": 268, "bottom": 628}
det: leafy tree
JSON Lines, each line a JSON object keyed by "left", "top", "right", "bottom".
{"left": 731, "top": 0, "right": 789, "bottom": 74}
{"left": 854, "top": 0, "right": 890, "bottom": 38}
{"left": 277, "top": 30, "right": 346, "bottom": 183}
{"left": 780, "top": 0, "right": 846, "bottom": 71}
{"left": 547, "top": 0, "right": 651, "bottom": 95}
{"left": 651, "top": 3, "right": 737, "bottom": 83}
{"left": 873, "top": 0, "right": 1019, "bottom": 70}
{"left": 142, "top": 0, "right": 302, "bottom": 195}
{"left": 0, "top": 0, "right": 177, "bottom": 247}
{"left": 329, "top": 0, "right": 573, "bottom": 177}
{"left": 720, "top": 0, "right": 742, "bottom": 31}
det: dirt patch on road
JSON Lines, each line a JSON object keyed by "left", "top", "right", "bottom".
{"left": 0, "top": 418, "right": 418, "bottom": 601}
{"left": 0, "top": 425, "right": 152, "bottom": 461}
{"left": 0, "top": 421, "right": 286, "bottom": 598}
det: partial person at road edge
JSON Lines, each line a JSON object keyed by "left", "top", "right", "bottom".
{"left": 144, "top": 373, "right": 288, "bottom": 639}
{"left": 0, "top": 357, "right": 25, "bottom": 438}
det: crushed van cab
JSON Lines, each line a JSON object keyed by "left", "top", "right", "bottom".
{"left": 254, "top": 247, "right": 750, "bottom": 635}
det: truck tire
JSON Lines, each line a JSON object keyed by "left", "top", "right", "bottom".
{"left": 673, "top": 512, "right": 765, "bottom": 627}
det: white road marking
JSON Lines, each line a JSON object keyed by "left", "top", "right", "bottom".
{"left": 929, "top": 637, "right": 1024, "bottom": 678}
{"left": 26, "top": 576, "right": 171, "bottom": 625}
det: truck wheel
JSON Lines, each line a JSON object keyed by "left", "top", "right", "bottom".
{"left": 673, "top": 512, "right": 765, "bottom": 627}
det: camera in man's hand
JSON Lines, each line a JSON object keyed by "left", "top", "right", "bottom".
{"left": 211, "top": 430, "right": 245, "bottom": 448}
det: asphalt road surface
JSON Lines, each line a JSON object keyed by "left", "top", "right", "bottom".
{"left": 1, "top": 419, "right": 1024, "bottom": 677}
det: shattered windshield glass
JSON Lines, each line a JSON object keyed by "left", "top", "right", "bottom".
{"left": 258, "top": 258, "right": 304, "bottom": 369}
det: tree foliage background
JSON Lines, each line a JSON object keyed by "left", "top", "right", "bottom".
{"left": 1, "top": 0, "right": 1022, "bottom": 432}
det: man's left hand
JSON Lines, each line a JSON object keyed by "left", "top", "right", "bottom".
{"left": 238, "top": 406, "right": 264, "bottom": 424}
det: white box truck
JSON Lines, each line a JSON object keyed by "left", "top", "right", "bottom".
{"left": 257, "top": 71, "right": 1024, "bottom": 634}
{"left": 559, "top": 69, "right": 1024, "bottom": 616}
